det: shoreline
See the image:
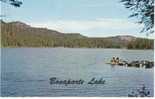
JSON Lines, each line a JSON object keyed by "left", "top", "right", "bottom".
{"left": 1, "top": 46, "right": 154, "bottom": 50}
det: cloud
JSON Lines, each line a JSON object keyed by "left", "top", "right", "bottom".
{"left": 29, "top": 18, "right": 144, "bottom": 37}
{"left": 30, "top": 18, "right": 142, "bottom": 31}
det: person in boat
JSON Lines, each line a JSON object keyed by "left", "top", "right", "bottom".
{"left": 116, "top": 57, "right": 120, "bottom": 64}
{"left": 111, "top": 57, "right": 116, "bottom": 64}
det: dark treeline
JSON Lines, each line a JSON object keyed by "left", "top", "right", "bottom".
{"left": 1, "top": 21, "right": 154, "bottom": 49}
{"left": 127, "top": 38, "right": 154, "bottom": 49}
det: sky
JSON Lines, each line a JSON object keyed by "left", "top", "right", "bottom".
{"left": 1, "top": 0, "right": 154, "bottom": 38}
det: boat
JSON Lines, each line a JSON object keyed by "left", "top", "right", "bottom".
{"left": 106, "top": 58, "right": 154, "bottom": 68}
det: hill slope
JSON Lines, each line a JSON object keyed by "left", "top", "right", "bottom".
{"left": 1, "top": 21, "right": 154, "bottom": 49}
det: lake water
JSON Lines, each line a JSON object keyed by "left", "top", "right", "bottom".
{"left": 1, "top": 48, "right": 154, "bottom": 97}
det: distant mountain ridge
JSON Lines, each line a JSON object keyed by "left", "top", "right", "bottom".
{"left": 2, "top": 21, "right": 86, "bottom": 38}
{"left": 0, "top": 21, "right": 146, "bottom": 39}
{"left": 1, "top": 21, "right": 154, "bottom": 49}
{"left": 114, "top": 35, "right": 136, "bottom": 41}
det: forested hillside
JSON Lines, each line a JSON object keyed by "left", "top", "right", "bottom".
{"left": 1, "top": 20, "right": 154, "bottom": 49}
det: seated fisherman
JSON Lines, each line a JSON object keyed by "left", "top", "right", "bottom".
{"left": 111, "top": 57, "right": 116, "bottom": 64}
{"left": 116, "top": 57, "right": 120, "bottom": 64}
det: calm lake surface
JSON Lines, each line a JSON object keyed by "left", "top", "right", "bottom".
{"left": 1, "top": 48, "right": 154, "bottom": 97}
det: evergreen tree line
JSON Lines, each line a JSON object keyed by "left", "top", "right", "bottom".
{"left": 1, "top": 21, "right": 154, "bottom": 49}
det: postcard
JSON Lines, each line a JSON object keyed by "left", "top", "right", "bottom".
{"left": 0, "top": 0, "right": 154, "bottom": 97}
